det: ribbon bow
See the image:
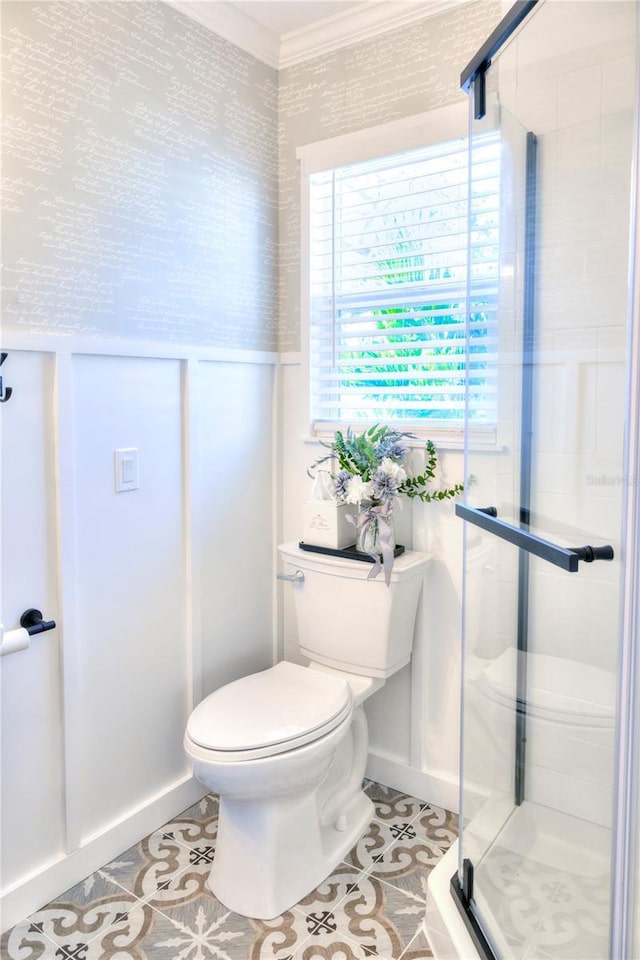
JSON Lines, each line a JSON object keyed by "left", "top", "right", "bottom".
{"left": 347, "top": 501, "right": 395, "bottom": 586}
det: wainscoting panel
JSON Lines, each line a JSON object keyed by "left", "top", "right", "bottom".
{"left": 71, "top": 354, "right": 189, "bottom": 841}
{"left": 199, "top": 361, "right": 275, "bottom": 694}
{"left": 0, "top": 351, "right": 65, "bottom": 897}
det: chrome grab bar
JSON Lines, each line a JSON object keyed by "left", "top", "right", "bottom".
{"left": 277, "top": 570, "right": 305, "bottom": 583}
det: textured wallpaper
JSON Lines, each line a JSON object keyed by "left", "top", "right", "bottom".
{"left": 1, "top": 1, "right": 501, "bottom": 352}
{"left": 277, "top": 0, "right": 501, "bottom": 351}
{"left": 1, "top": 1, "right": 279, "bottom": 350}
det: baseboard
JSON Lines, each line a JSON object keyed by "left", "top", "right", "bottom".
{"left": 1, "top": 775, "right": 206, "bottom": 933}
{"left": 365, "top": 752, "right": 460, "bottom": 814}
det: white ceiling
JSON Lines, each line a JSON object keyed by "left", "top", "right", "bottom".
{"left": 236, "top": 2, "right": 367, "bottom": 38}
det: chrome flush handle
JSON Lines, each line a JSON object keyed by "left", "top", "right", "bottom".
{"left": 277, "top": 570, "right": 305, "bottom": 583}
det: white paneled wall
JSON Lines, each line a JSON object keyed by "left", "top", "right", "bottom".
{"left": 199, "top": 361, "right": 276, "bottom": 692}
{"left": 0, "top": 340, "right": 276, "bottom": 930}
{"left": 72, "top": 355, "right": 189, "bottom": 839}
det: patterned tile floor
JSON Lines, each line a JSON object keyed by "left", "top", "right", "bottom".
{"left": 1, "top": 780, "right": 458, "bottom": 960}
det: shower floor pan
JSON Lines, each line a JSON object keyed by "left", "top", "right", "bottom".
{"left": 426, "top": 801, "right": 610, "bottom": 960}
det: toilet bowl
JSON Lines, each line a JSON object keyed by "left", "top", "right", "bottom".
{"left": 184, "top": 542, "right": 428, "bottom": 919}
{"left": 184, "top": 661, "right": 369, "bottom": 919}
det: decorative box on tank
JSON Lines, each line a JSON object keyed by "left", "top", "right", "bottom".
{"left": 302, "top": 500, "right": 353, "bottom": 549}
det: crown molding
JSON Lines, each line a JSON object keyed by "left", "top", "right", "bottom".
{"left": 164, "top": 0, "right": 280, "bottom": 69}
{"left": 279, "top": 0, "right": 471, "bottom": 69}
{"left": 164, "top": 0, "right": 472, "bottom": 71}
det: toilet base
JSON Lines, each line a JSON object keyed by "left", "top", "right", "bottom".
{"left": 209, "top": 785, "right": 373, "bottom": 919}
{"left": 185, "top": 699, "right": 375, "bottom": 920}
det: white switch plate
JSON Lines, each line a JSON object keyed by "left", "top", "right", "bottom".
{"left": 115, "top": 448, "right": 139, "bottom": 492}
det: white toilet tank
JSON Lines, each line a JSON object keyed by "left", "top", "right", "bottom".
{"left": 279, "top": 542, "right": 428, "bottom": 679}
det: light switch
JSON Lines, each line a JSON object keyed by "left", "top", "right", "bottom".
{"left": 122, "top": 456, "right": 135, "bottom": 484}
{"left": 115, "top": 448, "right": 139, "bottom": 492}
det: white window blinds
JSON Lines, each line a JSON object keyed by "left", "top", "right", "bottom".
{"left": 308, "top": 135, "right": 499, "bottom": 429}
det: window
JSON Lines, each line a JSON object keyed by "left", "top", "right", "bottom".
{"left": 305, "top": 126, "right": 499, "bottom": 433}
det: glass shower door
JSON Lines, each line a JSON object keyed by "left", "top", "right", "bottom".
{"left": 455, "top": 2, "right": 638, "bottom": 958}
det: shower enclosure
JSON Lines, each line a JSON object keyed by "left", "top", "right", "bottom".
{"left": 454, "top": 2, "right": 640, "bottom": 958}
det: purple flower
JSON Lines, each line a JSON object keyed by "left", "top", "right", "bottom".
{"left": 385, "top": 442, "right": 407, "bottom": 460}
{"left": 331, "top": 469, "right": 352, "bottom": 501}
{"left": 371, "top": 458, "right": 407, "bottom": 501}
{"left": 373, "top": 432, "right": 407, "bottom": 462}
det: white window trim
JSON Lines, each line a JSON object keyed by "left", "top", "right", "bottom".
{"left": 298, "top": 102, "right": 498, "bottom": 447}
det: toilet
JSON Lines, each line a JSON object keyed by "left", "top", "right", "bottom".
{"left": 183, "top": 541, "right": 428, "bottom": 919}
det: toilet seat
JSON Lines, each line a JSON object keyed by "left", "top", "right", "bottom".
{"left": 479, "top": 648, "right": 615, "bottom": 727}
{"left": 186, "top": 661, "right": 352, "bottom": 762}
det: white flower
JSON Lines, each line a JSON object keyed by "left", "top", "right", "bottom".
{"left": 379, "top": 457, "right": 407, "bottom": 484}
{"left": 345, "top": 475, "right": 373, "bottom": 504}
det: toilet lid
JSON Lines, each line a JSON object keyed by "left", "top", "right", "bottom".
{"left": 187, "top": 661, "right": 352, "bottom": 756}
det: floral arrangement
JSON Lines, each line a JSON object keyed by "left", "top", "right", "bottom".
{"left": 309, "top": 424, "right": 463, "bottom": 507}
{"left": 308, "top": 424, "right": 463, "bottom": 583}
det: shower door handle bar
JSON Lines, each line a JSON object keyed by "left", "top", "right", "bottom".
{"left": 455, "top": 504, "right": 614, "bottom": 572}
